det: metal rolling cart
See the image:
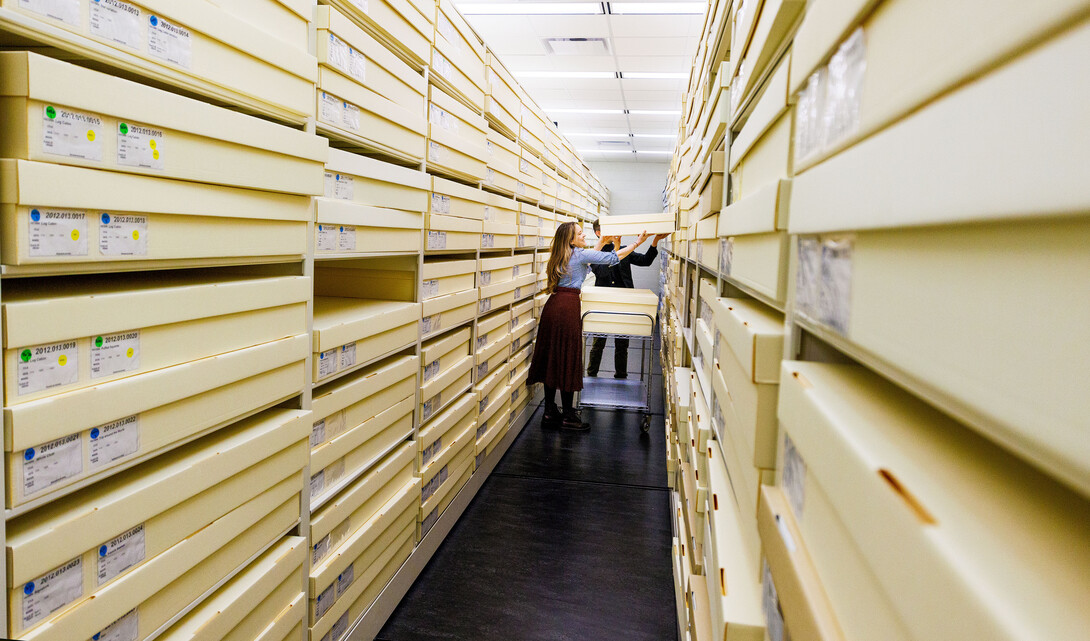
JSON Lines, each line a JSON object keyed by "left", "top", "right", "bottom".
{"left": 579, "top": 309, "right": 658, "bottom": 432}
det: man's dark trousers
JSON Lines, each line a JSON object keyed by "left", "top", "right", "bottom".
{"left": 586, "top": 241, "right": 657, "bottom": 379}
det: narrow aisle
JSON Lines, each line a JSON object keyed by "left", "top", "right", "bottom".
{"left": 379, "top": 351, "right": 675, "bottom": 641}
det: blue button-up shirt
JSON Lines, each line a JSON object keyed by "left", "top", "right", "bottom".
{"left": 558, "top": 248, "right": 620, "bottom": 289}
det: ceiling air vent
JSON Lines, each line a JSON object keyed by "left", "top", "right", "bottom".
{"left": 544, "top": 37, "right": 612, "bottom": 55}
{"left": 598, "top": 139, "right": 633, "bottom": 149}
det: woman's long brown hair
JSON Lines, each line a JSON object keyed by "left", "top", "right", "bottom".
{"left": 545, "top": 222, "right": 579, "bottom": 294}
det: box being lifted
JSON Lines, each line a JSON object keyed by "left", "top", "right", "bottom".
{"left": 0, "top": 52, "right": 325, "bottom": 194}
{"left": 581, "top": 286, "right": 658, "bottom": 337}
{"left": 315, "top": 6, "right": 427, "bottom": 164}
{"left": 1, "top": 160, "right": 309, "bottom": 274}
{"left": 0, "top": 0, "right": 317, "bottom": 124}
{"left": 596, "top": 213, "right": 676, "bottom": 237}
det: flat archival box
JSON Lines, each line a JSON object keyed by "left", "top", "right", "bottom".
{"left": 597, "top": 213, "right": 676, "bottom": 237}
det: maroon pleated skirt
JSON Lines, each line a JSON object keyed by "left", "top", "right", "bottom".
{"left": 528, "top": 286, "right": 583, "bottom": 392}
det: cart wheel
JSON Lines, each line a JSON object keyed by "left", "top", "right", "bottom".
{"left": 641, "top": 414, "right": 651, "bottom": 433}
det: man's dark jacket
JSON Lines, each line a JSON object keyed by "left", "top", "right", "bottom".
{"left": 591, "top": 242, "right": 658, "bottom": 288}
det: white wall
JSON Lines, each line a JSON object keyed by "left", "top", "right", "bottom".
{"left": 588, "top": 160, "right": 670, "bottom": 294}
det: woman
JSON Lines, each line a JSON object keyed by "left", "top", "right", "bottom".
{"left": 529, "top": 222, "right": 650, "bottom": 430}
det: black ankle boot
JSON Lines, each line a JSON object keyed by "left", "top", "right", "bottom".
{"left": 560, "top": 410, "right": 590, "bottom": 431}
{"left": 543, "top": 404, "right": 561, "bottom": 427}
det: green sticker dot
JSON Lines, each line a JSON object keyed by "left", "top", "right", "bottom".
{"left": 119, "top": 123, "right": 129, "bottom": 135}
{"left": 95, "top": 336, "right": 104, "bottom": 348}
{"left": 20, "top": 349, "right": 31, "bottom": 362}
{"left": 45, "top": 106, "right": 56, "bottom": 119}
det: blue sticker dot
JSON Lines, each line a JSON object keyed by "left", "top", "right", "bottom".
{"left": 319, "top": 352, "right": 325, "bottom": 359}
{"left": 101, "top": 213, "right": 111, "bottom": 225}
{"left": 99, "top": 545, "right": 108, "bottom": 557}
{"left": 94, "top": 634, "right": 101, "bottom": 641}
{"left": 24, "top": 448, "right": 35, "bottom": 461}
{"left": 24, "top": 582, "right": 35, "bottom": 596}
{"left": 150, "top": 15, "right": 158, "bottom": 26}
{"left": 340, "top": 226, "right": 345, "bottom": 233}
{"left": 91, "top": 428, "right": 100, "bottom": 439}
{"left": 336, "top": 174, "right": 341, "bottom": 180}
{"left": 31, "top": 209, "right": 40, "bottom": 222}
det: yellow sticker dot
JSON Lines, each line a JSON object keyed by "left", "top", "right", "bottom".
{"left": 132, "top": 230, "right": 140, "bottom": 240}
{"left": 149, "top": 140, "right": 156, "bottom": 149}
{"left": 71, "top": 229, "right": 80, "bottom": 241}
{"left": 87, "top": 130, "right": 96, "bottom": 142}
{"left": 126, "top": 348, "right": 134, "bottom": 358}
{"left": 152, "top": 150, "right": 160, "bottom": 160}
{"left": 58, "top": 355, "right": 67, "bottom": 367}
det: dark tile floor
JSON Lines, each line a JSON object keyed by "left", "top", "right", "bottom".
{"left": 378, "top": 360, "right": 675, "bottom": 641}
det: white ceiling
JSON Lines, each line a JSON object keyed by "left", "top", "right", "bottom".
{"left": 455, "top": 0, "right": 702, "bottom": 163}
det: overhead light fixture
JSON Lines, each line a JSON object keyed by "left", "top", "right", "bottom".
{"left": 637, "top": 150, "right": 674, "bottom": 155}
{"left": 620, "top": 72, "right": 688, "bottom": 79}
{"left": 565, "top": 132, "right": 632, "bottom": 137}
{"left": 633, "top": 133, "right": 676, "bottom": 138}
{"left": 629, "top": 109, "right": 682, "bottom": 115}
{"left": 516, "top": 71, "right": 618, "bottom": 79}
{"left": 460, "top": 3, "right": 605, "bottom": 15}
{"left": 548, "top": 108, "right": 626, "bottom": 114}
{"left": 608, "top": 2, "right": 705, "bottom": 14}
{"left": 577, "top": 149, "right": 634, "bottom": 154}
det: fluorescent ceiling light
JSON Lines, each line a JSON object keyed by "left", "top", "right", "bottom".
{"left": 637, "top": 150, "right": 673, "bottom": 155}
{"left": 609, "top": 2, "right": 705, "bottom": 14}
{"left": 516, "top": 71, "right": 617, "bottom": 79}
{"left": 548, "top": 108, "right": 626, "bottom": 114}
{"left": 578, "top": 149, "right": 634, "bottom": 154}
{"left": 633, "top": 133, "right": 675, "bottom": 138}
{"left": 565, "top": 132, "right": 632, "bottom": 137}
{"left": 460, "top": 3, "right": 604, "bottom": 14}
{"left": 629, "top": 109, "right": 681, "bottom": 115}
{"left": 620, "top": 72, "right": 688, "bottom": 79}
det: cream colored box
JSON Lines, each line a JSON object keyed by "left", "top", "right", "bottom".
{"left": 475, "top": 359, "right": 511, "bottom": 413}
{"left": 711, "top": 297, "right": 784, "bottom": 385}
{"left": 14, "top": 471, "right": 301, "bottom": 640}
{"left": 309, "top": 477, "right": 420, "bottom": 625}
{"left": 421, "top": 288, "right": 477, "bottom": 339}
{"left": 731, "top": 0, "right": 803, "bottom": 118}
{"left": 486, "top": 129, "right": 521, "bottom": 186}
{"left": 310, "top": 397, "right": 414, "bottom": 505}
{"left": 715, "top": 334, "right": 778, "bottom": 470}
{"left": 790, "top": 21, "right": 1090, "bottom": 232}
{"left": 426, "top": 215, "right": 482, "bottom": 251}
{"left": 476, "top": 309, "right": 513, "bottom": 349}
{"left": 422, "top": 258, "right": 476, "bottom": 300}
{"left": 418, "top": 456, "right": 473, "bottom": 540}
{"left": 597, "top": 213, "right": 676, "bottom": 237}
{"left": 758, "top": 487, "right": 845, "bottom": 641}
{"left": 419, "top": 418, "right": 476, "bottom": 504}
{"left": 419, "top": 434, "right": 473, "bottom": 518}
{"left": 484, "top": 192, "right": 519, "bottom": 225}
{"left": 475, "top": 399, "right": 510, "bottom": 457}
{"left": 476, "top": 329, "right": 512, "bottom": 369}
{"left": 484, "top": 53, "right": 520, "bottom": 140}
{"left": 432, "top": 0, "right": 486, "bottom": 106}
{"left": 420, "top": 364, "right": 473, "bottom": 425}
{"left": 779, "top": 359, "right": 1090, "bottom": 640}
{"left": 0, "top": 52, "right": 324, "bottom": 193}
{"left": 321, "top": 0, "right": 434, "bottom": 71}
{"left": 518, "top": 147, "right": 546, "bottom": 191}
{"left": 255, "top": 603, "right": 304, "bottom": 641}
{"left": 316, "top": 75, "right": 426, "bottom": 165}
{"left": 478, "top": 383, "right": 510, "bottom": 431}
{"left": 206, "top": 568, "right": 302, "bottom": 641}
{"left": 482, "top": 220, "right": 517, "bottom": 249}
{"left": 309, "top": 442, "right": 416, "bottom": 569}
{"left": 479, "top": 254, "right": 517, "bottom": 285}
{"left": 0, "top": 160, "right": 309, "bottom": 270}
{"left": 427, "top": 86, "right": 489, "bottom": 183}
{"left": 510, "top": 318, "right": 536, "bottom": 354}
{"left": 419, "top": 333, "right": 472, "bottom": 409}
{"left": 514, "top": 178, "right": 542, "bottom": 205}
{"left": 418, "top": 391, "right": 475, "bottom": 468}
{"left": 581, "top": 286, "right": 658, "bottom": 337}
{"left": 311, "top": 353, "right": 417, "bottom": 451}
{"left": 158, "top": 535, "right": 305, "bottom": 641}
{"left": 512, "top": 273, "right": 537, "bottom": 303}
{"left": 212, "top": 0, "right": 310, "bottom": 50}
{"left": 794, "top": 218, "right": 1090, "bottom": 496}
{"left": 712, "top": 349, "right": 778, "bottom": 507}
{"left": 312, "top": 298, "right": 419, "bottom": 384}
{"left": 314, "top": 206, "right": 421, "bottom": 256}
{"left": 0, "top": 3, "right": 317, "bottom": 125}
{"left": 422, "top": 326, "right": 471, "bottom": 382}
{"left": 478, "top": 278, "right": 517, "bottom": 315}
{"left": 721, "top": 231, "right": 788, "bottom": 303}
{"left": 3, "top": 273, "right": 308, "bottom": 403}
{"left": 324, "top": 148, "right": 430, "bottom": 213}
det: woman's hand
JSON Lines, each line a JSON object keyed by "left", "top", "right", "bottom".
{"left": 636, "top": 231, "right": 651, "bottom": 245}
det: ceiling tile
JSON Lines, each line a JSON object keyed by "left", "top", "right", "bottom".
{"left": 544, "top": 54, "right": 618, "bottom": 72}
{"left": 528, "top": 15, "right": 612, "bottom": 38}
{"left": 615, "top": 56, "right": 690, "bottom": 72}
{"left": 623, "top": 89, "right": 684, "bottom": 102}
{"left": 566, "top": 88, "right": 627, "bottom": 101}
{"left": 611, "top": 36, "right": 694, "bottom": 57}
{"left": 621, "top": 77, "right": 686, "bottom": 92}
{"left": 625, "top": 99, "right": 683, "bottom": 111}
{"left": 607, "top": 14, "right": 703, "bottom": 38}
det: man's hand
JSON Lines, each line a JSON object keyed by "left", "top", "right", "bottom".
{"left": 636, "top": 230, "right": 650, "bottom": 245}
{"left": 652, "top": 233, "right": 669, "bottom": 246}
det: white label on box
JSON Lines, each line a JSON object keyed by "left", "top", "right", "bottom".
{"left": 97, "top": 523, "right": 145, "bottom": 585}
{"left": 795, "top": 237, "right": 820, "bottom": 320}
{"left": 510, "top": 318, "right": 518, "bottom": 330}
{"left": 327, "top": 34, "right": 349, "bottom": 71}
{"left": 517, "top": 183, "right": 527, "bottom": 196}
{"left": 423, "top": 279, "right": 440, "bottom": 298}
{"left": 479, "top": 298, "right": 492, "bottom": 314}
{"left": 479, "top": 271, "right": 491, "bottom": 286}
{"left": 147, "top": 15, "right": 192, "bottom": 68}
{"left": 819, "top": 237, "right": 853, "bottom": 336}
{"left": 312, "top": 533, "right": 330, "bottom": 566}
{"left": 424, "top": 358, "right": 440, "bottom": 383}
{"left": 349, "top": 0, "right": 368, "bottom": 14}
{"left": 320, "top": 92, "right": 343, "bottom": 125}
{"left": 422, "top": 313, "right": 441, "bottom": 335}
{"left": 518, "top": 235, "right": 526, "bottom": 247}
{"left": 42, "top": 105, "right": 103, "bottom": 161}
{"left": 330, "top": 612, "right": 350, "bottom": 641}
{"left": 336, "top": 563, "right": 354, "bottom": 597}
{"left": 429, "top": 141, "right": 443, "bottom": 162}
{"left": 90, "top": 0, "right": 142, "bottom": 49}
{"left": 339, "top": 343, "right": 356, "bottom": 370}
{"left": 318, "top": 347, "right": 339, "bottom": 379}
{"left": 479, "top": 394, "right": 488, "bottom": 413}
{"left": 511, "top": 337, "right": 521, "bottom": 351}
{"left": 98, "top": 213, "right": 148, "bottom": 256}
{"left": 477, "top": 362, "right": 488, "bottom": 380}
{"left": 512, "top": 264, "right": 520, "bottom": 277}
{"left": 823, "top": 28, "right": 866, "bottom": 152}
{"left": 427, "top": 230, "right": 447, "bottom": 250}
{"left": 422, "top": 464, "right": 447, "bottom": 502}
{"left": 719, "top": 237, "right": 733, "bottom": 275}
{"left": 324, "top": 172, "right": 335, "bottom": 198}
{"left": 342, "top": 102, "right": 361, "bottom": 131}
{"left": 475, "top": 451, "right": 485, "bottom": 468}
{"left": 326, "top": 458, "right": 345, "bottom": 488}
{"left": 519, "top": 213, "right": 527, "bottom": 225}
{"left": 484, "top": 206, "right": 493, "bottom": 221}
{"left": 481, "top": 233, "right": 495, "bottom": 249}
{"left": 90, "top": 329, "right": 140, "bottom": 378}
{"left": 315, "top": 583, "right": 335, "bottom": 620}
{"left": 28, "top": 209, "right": 88, "bottom": 257}
{"left": 18, "top": 339, "right": 78, "bottom": 395}
{"left": 338, "top": 225, "right": 356, "bottom": 251}
{"left": 21, "top": 557, "right": 82, "bottom": 629}
{"left": 22, "top": 433, "right": 82, "bottom": 497}
{"left": 20, "top": 0, "right": 79, "bottom": 25}
{"left": 514, "top": 287, "right": 523, "bottom": 300}
{"left": 520, "top": 158, "right": 532, "bottom": 174}
{"left": 89, "top": 415, "right": 140, "bottom": 469}
{"left": 511, "top": 387, "right": 520, "bottom": 403}
{"left": 432, "top": 53, "right": 453, "bottom": 79}
{"left": 422, "top": 394, "right": 439, "bottom": 421}
{"left": 116, "top": 122, "right": 164, "bottom": 170}
{"left": 782, "top": 434, "right": 806, "bottom": 521}
{"left": 437, "top": 13, "right": 457, "bottom": 46}
{"left": 310, "top": 419, "right": 326, "bottom": 449}
{"left": 477, "top": 332, "right": 488, "bottom": 350}
{"left": 316, "top": 224, "right": 336, "bottom": 252}
{"left": 795, "top": 69, "right": 827, "bottom": 164}
{"left": 327, "top": 410, "right": 347, "bottom": 439}
{"left": 486, "top": 168, "right": 495, "bottom": 185}
{"left": 421, "top": 507, "right": 438, "bottom": 537}
{"left": 763, "top": 562, "right": 788, "bottom": 641}
{"left": 348, "top": 49, "right": 367, "bottom": 83}
{"left": 422, "top": 436, "right": 441, "bottom": 468}
{"left": 94, "top": 609, "right": 139, "bottom": 641}
{"left": 476, "top": 420, "right": 488, "bottom": 442}
{"left": 310, "top": 469, "right": 326, "bottom": 498}
{"left": 431, "top": 194, "right": 451, "bottom": 214}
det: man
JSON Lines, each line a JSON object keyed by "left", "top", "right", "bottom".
{"left": 587, "top": 219, "right": 669, "bottom": 379}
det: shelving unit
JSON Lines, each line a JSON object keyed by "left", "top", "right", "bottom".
{"left": 660, "top": 1, "right": 1090, "bottom": 640}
